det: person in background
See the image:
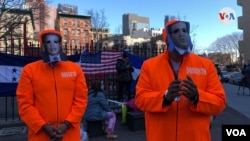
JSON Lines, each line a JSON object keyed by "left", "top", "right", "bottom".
{"left": 84, "top": 80, "right": 118, "bottom": 139}
{"left": 240, "top": 64, "right": 248, "bottom": 89}
{"left": 215, "top": 64, "right": 223, "bottom": 82}
{"left": 16, "top": 29, "right": 88, "bottom": 141}
{"left": 135, "top": 20, "right": 226, "bottom": 141}
{"left": 116, "top": 53, "right": 134, "bottom": 102}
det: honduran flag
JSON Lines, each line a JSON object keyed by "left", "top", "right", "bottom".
{"left": 0, "top": 53, "right": 40, "bottom": 96}
{"left": 0, "top": 53, "right": 81, "bottom": 97}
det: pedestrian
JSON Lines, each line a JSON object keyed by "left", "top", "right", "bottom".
{"left": 241, "top": 64, "right": 248, "bottom": 86}
{"left": 215, "top": 64, "right": 223, "bottom": 82}
{"left": 84, "top": 80, "right": 118, "bottom": 139}
{"left": 135, "top": 20, "right": 226, "bottom": 141}
{"left": 116, "top": 52, "right": 134, "bottom": 101}
{"left": 16, "top": 29, "right": 88, "bottom": 141}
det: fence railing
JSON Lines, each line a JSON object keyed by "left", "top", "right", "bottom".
{"left": 0, "top": 44, "right": 164, "bottom": 121}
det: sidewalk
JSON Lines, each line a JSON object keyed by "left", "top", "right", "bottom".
{"left": 210, "top": 83, "right": 250, "bottom": 141}
{"left": 1, "top": 83, "right": 250, "bottom": 141}
{"left": 223, "top": 83, "right": 250, "bottom": 119}
{"left": 90, "top": 83, "right": 250, "bottom": 141}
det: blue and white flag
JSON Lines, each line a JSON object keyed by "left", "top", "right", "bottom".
{"left": 123, "top": 51, "right": 146, "bottom": 91}
{"left": 0, "top": 53, "right": 40, "bottom": 96}
{"left": 0, "top": 53, "right": 82, "bottom": 97}
{"left": 125, "top": 52, "right": 145, "bottom": 81}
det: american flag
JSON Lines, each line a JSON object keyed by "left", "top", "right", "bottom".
{"left": 79, "top": 50, "right": 123, "bottom": 75}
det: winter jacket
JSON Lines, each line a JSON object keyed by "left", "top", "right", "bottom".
{"left": 16, "top": 60, "right": 88, "bottom": 141}
{"left": 116, "top": 59, "right": 134, "bottom": 82}
{"left": 84, "top": 89, "right": 111, "bottom": 121}
{"left": 135, "top": 51, "right": 226, "bottom": 141}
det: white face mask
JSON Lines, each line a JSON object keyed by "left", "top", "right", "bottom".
{"left": 174, "top": 45, "right": 191, "bottom": 55}
{"left": 166, "top": 21, "right": 193, "bottom": 55}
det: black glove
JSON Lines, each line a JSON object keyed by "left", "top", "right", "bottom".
{"left": 41, "top": 123, "right": 58, "bottom": 140}
{"left": 181, "top": 76, "right": 199, "bottom": 105}
{"left": 42, "top": 123, "right": 70, "bottom": 141}
{"left": 165, "top": 79, "right": 183, "bottom": 102}
{"left": 57, "top": 120, "right": 70, "bottom": 133}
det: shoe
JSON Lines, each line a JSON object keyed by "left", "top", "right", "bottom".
{"left": 106, "top": 132, "right": 118, "bottom": 139}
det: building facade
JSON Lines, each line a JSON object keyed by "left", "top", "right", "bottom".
{"left": 56, "top": 13, "right": 92, "bottom": 54}
{"left": 237, "top": 0, "right": 250, "bottom": 64}
{"left": 0, "top": 9, "right": 35, "bottom": 55}
{"left": 122, "top": 13, "right": 150, "bottom": 36}
{"left": 57, "top": 4, "right": 78, "bottom": 15}
{"left": 92, "top": 28, "right": 110, "bottom": 48}
{"left": 45, "top": 5, "right": 57, "bottom": 30}
{"left": 25, "top": 0, "right": 47, "bottom": 40}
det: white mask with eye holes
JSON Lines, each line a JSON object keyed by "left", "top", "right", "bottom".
{"left": 166, "top": 21, "right": 193, "bottom": 55}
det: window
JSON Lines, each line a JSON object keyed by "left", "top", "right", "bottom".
{"left": 72, "top": 20, "right": 75, "bottom": 26}
{"left": 72, "top": 29, "right": 75, "bottom": 35}
{"left": 64, "top": 39, "right": 68, "bottom": 44}
{"left": 77, "top": 30, "right": 80, "bottom": 35}
{"left": 63, "top": 29, "right": 68, "bottom": 35}
{"left": 84, "top": 30, "right": 89, "bottom": 36}
{"left": 64, "top": 19, "right": 67, "bottom": 26}
{"left": 84, "top": 21, "right": 88, "bottom": 27}
{"left": 93, "top": 34, "right": 97, "bottom": 40}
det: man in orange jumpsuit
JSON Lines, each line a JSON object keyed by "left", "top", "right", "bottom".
{"left": 135, "top": 20, "right": 226, "bottom": 141}
{"left": 16, "top": 29, "right": 88, "bottom": 141}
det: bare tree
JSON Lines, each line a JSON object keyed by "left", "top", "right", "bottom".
{"left": 85, "top": 8, "right": 109, "bottom": 48}
{"left": 86, "top": 8, "right": 109, "bottom": 28}
{"left": 0, "top": 0, "right": 50, "bottom": 41}
{"left": 0, "top": 0, "right": 26, "bottom": 40}
{"left": 190, "top": 24, "right": 198, "bottom": 52}
{"left": 209, "top": 32, "right": 243, "bottom": 64}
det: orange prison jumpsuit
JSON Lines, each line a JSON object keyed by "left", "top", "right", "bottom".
{"left": 135, "top": 51, "right": 226, "bottom": 141}
{"left": 16, "top": 60, "right": 88, "bottom": 141}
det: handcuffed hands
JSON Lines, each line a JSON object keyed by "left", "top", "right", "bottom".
{"left": 180, "top": 76, "right": 199, "bottom": 104}
{"left": 166, "top": 76, "right": 199, "bottom": 104}
{"left": 166, "top": 79, "right": 182, "bottom": 102}
{"left": 42, "top": 121, "right": 71, "bottom": 141}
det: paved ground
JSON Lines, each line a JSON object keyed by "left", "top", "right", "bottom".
{"left": 1, "top": 83, "right": 250, "bottom": 141}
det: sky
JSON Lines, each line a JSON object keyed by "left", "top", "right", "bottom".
{"left": 49, "top": 0, "right": 242, "bottom": 51}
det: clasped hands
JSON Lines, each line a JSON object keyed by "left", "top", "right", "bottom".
{"left": 166, "top": 76, "right": 199, "bottom": 104}
{"left": 42, "top": 121, "right": 70, "bottom": 141}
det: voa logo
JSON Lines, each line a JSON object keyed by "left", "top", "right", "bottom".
{"left": 218, "top": 7, "right": 236, "bottom": 25}
{"left": 226, "top": 129, "right": 246, "bottom": 136}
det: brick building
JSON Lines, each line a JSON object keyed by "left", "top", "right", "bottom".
{"left": 56, "top": 13, "right": 92, "bottom": 53}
